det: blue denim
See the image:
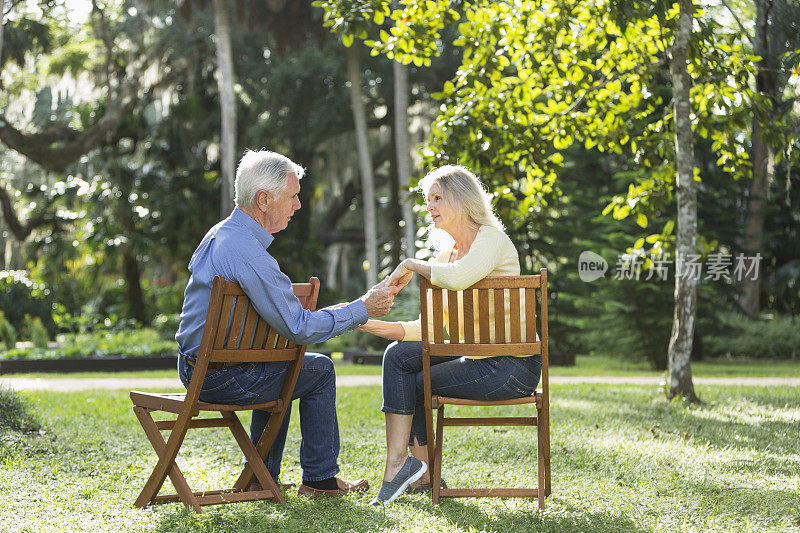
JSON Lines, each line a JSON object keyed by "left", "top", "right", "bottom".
{"left": 178, "top": 352, "right": 340, "bottom": 482}
{"left": 381, "top": 341, "right": 542, "bottom": 446}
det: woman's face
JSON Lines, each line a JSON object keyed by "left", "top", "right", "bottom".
{"left": 426, "top": 183, "right": 460, "bottom": 233}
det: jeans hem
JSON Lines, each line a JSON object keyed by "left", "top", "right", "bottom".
{"left": 381, "top": 406, "right": 415, "bottom": 415}
{"left": 301, "top": 467, "right": 340, "bottom": 482}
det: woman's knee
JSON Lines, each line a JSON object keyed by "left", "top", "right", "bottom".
{"left": 383, "top": 341, "right": 422, "bottom": 371}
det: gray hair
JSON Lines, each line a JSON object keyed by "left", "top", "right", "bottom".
{"left": 418, "top": 165, "right": 504, "bottom": 233}
{"left": 234, "top": 149, "right": 305, "bottom": 207}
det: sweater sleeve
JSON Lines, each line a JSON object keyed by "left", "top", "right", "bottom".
{"left": 395, "top": 247, "right": 452, "bottom": 342}
{"left": 429, "top": 228, "right": 508, "bottom": 291}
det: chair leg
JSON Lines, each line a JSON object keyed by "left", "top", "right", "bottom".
{"left": 424, "top": 401, "right": 437, "bottom": 505}
{"left": 222, "top": 412, "right": 285, "bottom": 504}
{"left": 543, "top": 406, "right": 551, "bottom": 497}
{"left": 536, "top": 406, "right": 546, "bottom": 510}
{"left": 234, "top": 407, "right": 286, "bottom": 491}
{"left": 432, "top": 405, "right": 445, "bottom": 505}
{"left": 132, "top": 406, "right": 201, "bottom": 513}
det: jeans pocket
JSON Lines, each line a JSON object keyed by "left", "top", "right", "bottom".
{"left": 485, "top": 375, "right": 536, "bottom": 401}
{"left": 198, "top": 375, "right": 242, "bottom": 403}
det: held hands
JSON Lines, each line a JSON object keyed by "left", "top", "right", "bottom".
{"left": 386, "top": 259, "right": 413, "bottom": 291}
{"left": 361, "top": 279, "right": 401, "bottom": 318}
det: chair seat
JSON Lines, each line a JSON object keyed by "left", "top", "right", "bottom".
{"left": 432, "top": 392, "right": 540, "bottom": 409}
{"left": 130, "top": 391, "right": 282, "bottom": 415}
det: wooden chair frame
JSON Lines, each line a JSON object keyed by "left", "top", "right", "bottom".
{"left": 130, "top": 275, "right": 320, "bottom": 513}
{"left": 420, "top": 269, "right": 551, "bottom": 508}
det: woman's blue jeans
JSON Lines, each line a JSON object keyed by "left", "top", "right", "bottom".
{"left": 381, "top": 341, "right": 542, "bottom": 446}
{"left": 178, "top": 352, "right": 340, "bottom": 482}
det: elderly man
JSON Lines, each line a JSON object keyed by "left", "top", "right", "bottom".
{"left": 175, "top": 149, "right": 398, "bottom": 498}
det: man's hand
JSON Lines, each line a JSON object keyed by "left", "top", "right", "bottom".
{"left": 360, "top": 282, "right": 400, "bottom": 318}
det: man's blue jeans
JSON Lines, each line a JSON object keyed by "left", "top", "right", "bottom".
{"left": 381, "top": 341, "right": 542, "bottom": 446}
{"left": 178, "top": 352, "right": 340, "bottom": 482}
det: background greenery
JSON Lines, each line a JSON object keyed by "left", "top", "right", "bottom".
{"left": 0, "top": 1, "right": 798, "bottom": 369}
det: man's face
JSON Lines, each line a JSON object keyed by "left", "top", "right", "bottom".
{"left": 264, "top": 172, "right": 301, "bottom": 233}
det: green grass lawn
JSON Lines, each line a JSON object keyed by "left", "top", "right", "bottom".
{"left": 8, "top": 354, "right": 800, "bottom": 380}
{"left": 1, "top": 383, "right": 798, "bottom": 532}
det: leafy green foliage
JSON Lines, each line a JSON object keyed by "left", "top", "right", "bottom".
{"left": 0, "top": 271, "right": 56, "bottom": 338}
{"left": 704, "top": 313, "right": 800, "bottom": 360}
{"left": 22, "top": 314, "right": 49, "bottom": 348}
{"left": 0, "top": 387, "right": 40, "bottom": 434}
{"left": 0, "top": 328, "right": 175, "bottom": 360}
{"left": 0, "top": 311, "right": 17, "bottom": 350}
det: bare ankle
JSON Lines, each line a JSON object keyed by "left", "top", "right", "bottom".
{"left": 383, "top": 455, "right": 408, "bottom": 481}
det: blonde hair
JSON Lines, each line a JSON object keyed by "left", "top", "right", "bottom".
{"left": 418, "top": 165, "right": 504, "bottom": 249}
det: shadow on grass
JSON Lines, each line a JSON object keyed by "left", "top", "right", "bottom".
{"left": 151, "top": 494, "right": 400, "bottom": 533}
{"left": 149, "top": 495, "right": 648, "bottom": 533}
{"left": 405, "top": 498, "right": 649, "bottom": 533}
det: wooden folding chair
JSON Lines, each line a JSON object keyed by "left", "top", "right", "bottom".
{"left": 130, "top": 275, "right": 320, "bottom": 513}
{"left": 420, "top": 269, "right": 551, "bottom": 508}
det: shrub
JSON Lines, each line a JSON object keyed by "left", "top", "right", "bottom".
{"left": 0, "top": 386, "right": 41, "bottom": 433}
{"left": 0, "top": 327, "right": 176, "bottom": 360}
{"left": 703, "top": 313, "right": 800, "bottom": 360}
{"left": 0, "top": 271, "right": 56, "bottom": 337}
{"left": 23, "top": 314, "right": 49, "bottom": 348}
{"left": 0, "top": 311, "right": 16, "bottom": 350}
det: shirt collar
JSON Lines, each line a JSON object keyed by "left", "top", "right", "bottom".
{"left": 231, "top": 207, "right": 275, "bottom": 249}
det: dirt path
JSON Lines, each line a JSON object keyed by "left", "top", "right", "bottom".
{"left": 2, "top": 374, "right": 798, "bottom": 392}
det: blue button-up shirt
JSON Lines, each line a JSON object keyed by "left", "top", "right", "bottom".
{"left": 175, "top": 208, "right": 368, "bottom": 357}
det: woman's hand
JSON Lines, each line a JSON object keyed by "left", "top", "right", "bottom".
{"left": 387, "top": 260, "right": 413, "bottom": 290}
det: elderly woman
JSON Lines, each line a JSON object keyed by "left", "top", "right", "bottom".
{"left": 360, "top": 165, "right": 543, "bottom": 505}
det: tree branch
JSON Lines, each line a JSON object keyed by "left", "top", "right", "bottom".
{"left": 0, "top": 184, "right": 58, "bottom": 241}
{"left": 719, "top": 0, "right": 754, "bottom": 47}
{"left": 0, "top": 50, "right": 173, "bottom": 171}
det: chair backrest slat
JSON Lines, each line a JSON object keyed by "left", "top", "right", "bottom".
{"left": 432, "top": 289, "right": 445, "bottom": 344}
{"left": 509, "top": 288, "right": 521, "bottom": 343}
{"left": 447, "top": 290, "right": 460, "bottom": 344}
{"left": 525, "top": 287, "right": 537, "bottom": 343}
{"left": 225, "top": 295, "right": 248, "bottom": 349}
{"left": 478, "top": 289, "right": 490, "bottom": 343}
{"left": 252, "top": 317, "right": 268, "bottom": 350}
{"left": 264, "top": 327, "right": 278, "bottom": 350}
{"left": 240, "top": 302, "right": 258, "bottom": 349}
{"left": 214, "top": 295, "right": 235, "bottom": 349}
{"left": 462, "top": 290, "right": 475, "bottom": 343}
{"left": 493, "top": 288, "right": 505, "bottom": 344}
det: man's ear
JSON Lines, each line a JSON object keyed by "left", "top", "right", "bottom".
{"left": 256, "top": 190, "right": 271, "bottom": 211}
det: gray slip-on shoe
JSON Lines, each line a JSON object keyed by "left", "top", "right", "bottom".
{"left": 370, "top": 456, "right": 427, "bottom": 506}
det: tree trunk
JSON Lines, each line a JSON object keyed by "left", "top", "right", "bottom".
{"left": 666, "top": 0, "right": 699, "bottom": 403}
{"left": 0, "top": 0, "right": 5, "bottom": 82}
{"left": 213, "top": 0, "right": 236, "bottom": 220}
{"left": 394, "top": 59, "right": 417, "bottom": 256}
{"left": 742, "top": 0, "right": 780, "bottom": 316}
{"left": 347, "top": 44, "right": 378, "bottom": 288}
{"left": 122, "top": 250, "right": 147, "bottom": 324}
{"left": 392, "top": 0, "right": 416, "bottom": 261}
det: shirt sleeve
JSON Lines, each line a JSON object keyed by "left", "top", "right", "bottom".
{"left": 429, "top": 228, "right": 509, "bottom": 291}
{"left": 237, "top": 256, "right": 368, "bottom": 345}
